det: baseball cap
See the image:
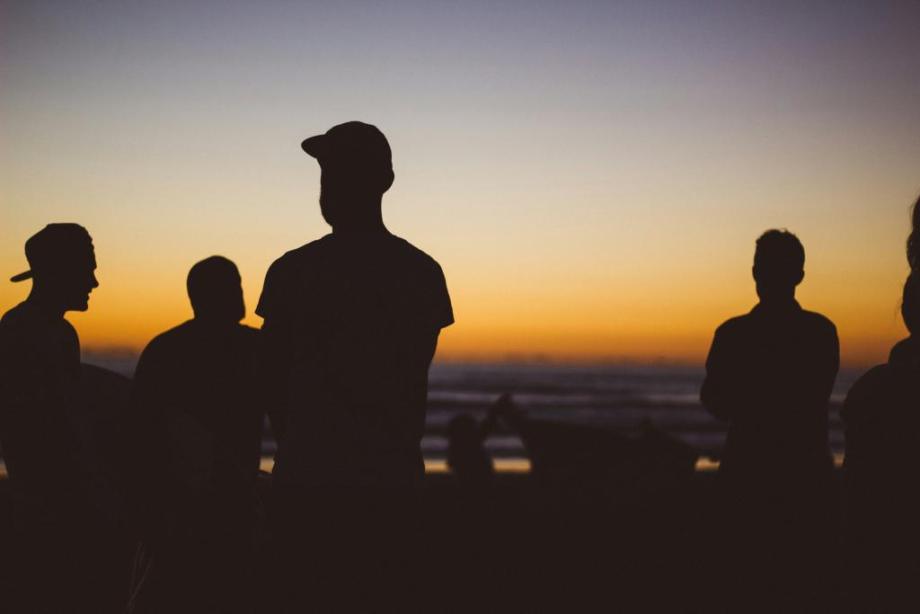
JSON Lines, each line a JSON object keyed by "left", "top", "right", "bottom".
{"left": 301, "top": 121, "right": 392, "bottom": 172}
{"left": 10, "top": 224, "right": 95, "bottom": 283}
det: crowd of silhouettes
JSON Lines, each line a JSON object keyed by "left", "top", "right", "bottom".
{"left": 0, "top": 120, "right": 918, "bottom": 612}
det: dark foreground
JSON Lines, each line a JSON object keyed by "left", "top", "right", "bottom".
{"left": 0, "top": 469, "right": 851, "bottom": 613}
{"left": 422, "top": 470, "right": 847, "bottom": 613}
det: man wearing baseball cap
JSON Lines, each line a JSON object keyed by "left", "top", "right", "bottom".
{"left": 0, "top": 223, "right": 123, "bottom": 611}
{"left": 257, "top": 122, "right": 453, "bottom": 609}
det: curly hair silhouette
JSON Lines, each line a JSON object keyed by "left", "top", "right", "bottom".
{"left": 908, "top": 195, "right": 919, "bottom": 271}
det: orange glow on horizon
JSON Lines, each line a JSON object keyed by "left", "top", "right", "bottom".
{"left": 3, "top": 1, "right": 918, "bottom": 371}
{"left": 0, "top": 257, "right": 903, "bottom": 370}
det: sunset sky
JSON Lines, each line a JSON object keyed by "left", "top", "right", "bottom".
{"left": 2, "top": 0, "right": 919, "bottom": 367}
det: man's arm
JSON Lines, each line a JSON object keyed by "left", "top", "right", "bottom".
{"left": 123, "top": 341, "right": 171, "bottom": 539}
{"left": 700, "top": 325, "right": 737, "bottom": 421}
{"left": 253, "top": 315, "right": 294, "bottom": 443}
{"left": 820, "top": 322, "right": 841, "bottom": 403}
{"left": 253, "top": 259, "right": 296, "bottom": 444}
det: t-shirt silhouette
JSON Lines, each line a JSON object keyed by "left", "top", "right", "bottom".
{"left": 0, "top": 302, "right": 87, "bottom": 505}
{"left": 131, "top": 319, "right": 262, "bottom": 498}
{"left": 701, "top": 301, "right": 839, "bottom": 484}
{"left": 843, "top": 336, "right": 920, "bottom": 535}
{"left": 257, "top": 232, "right": 453, "bottom": 487}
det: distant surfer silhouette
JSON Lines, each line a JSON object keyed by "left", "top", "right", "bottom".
{"left": 0, "top": 224, "right": 122, "bottom": 612}
{"left": 446, "top": 410, "right": 498, "bottom": 490}
{"left": 257, "top": 121, "right": 453, "bottom": 610}
{"left": 127, "top": 256, "right": 261, "bottom": 614}
{"left": 700, "top": 229, "right": 839, "bottom": 609}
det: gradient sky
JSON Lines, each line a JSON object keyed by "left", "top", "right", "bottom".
{"left": 2, "top": 0, "right": 919, "bottom": 367}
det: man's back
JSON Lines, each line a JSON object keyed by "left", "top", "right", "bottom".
{"left": 131, "top": 319, "right": 262, "bottom": 496}
{"left": 843, "top": 337, "right": 920, "bottom": 535}
{"left": 0, "top": 301, "right": 85, "bottom": 502}
{"left": 701, "top": 302, "right": 839, "bottom": 478}
{"left": 257, "top": 232, "right": 453, "bottom": 486}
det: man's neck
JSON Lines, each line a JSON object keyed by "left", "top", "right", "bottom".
{"left": 332, "top": 216, "right": 388, "bottom": 236}
{"left": 757, "top": 296, "right": 799, "bottom": 311}
{"left": 25, "top": 287, "right": 66, "bottom": 319}
{"left": 192, "top": 315, "right": 241, "bottom": 328}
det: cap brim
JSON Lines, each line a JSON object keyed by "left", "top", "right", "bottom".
{"left": 10, "top": 270, "right": 32, "bottom": 282}
{"left": 301, "top": 135, "right": 327, "bottom": 159}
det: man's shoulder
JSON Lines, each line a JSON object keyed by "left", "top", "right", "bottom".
{"left": 60, "top": 317, "right": 79, "bottom": 342}
{"left": 388, "top": 235, "right": 444, "bottom": 275}
{"left": 0, "top": 302, "right": 32, "bottom": 330}
{"left": 715, "top": 313, "right": 753, "bottom": 337}
{"left": 142, "top": 320, "right": 195, "bottom": 355}
{"left": 842, "top": 364, "right": 895, "bottom": 423}
{"left": 267, "top": 234, "right": 441, "bottom": 275}
{"left": 267, "top": 235, "right": 335, "bottom": 274}
{"left": 798, "top": 309, "right": 838, "bottom": 337}
{"left": 1, "top": 303, "right": 76, "bottom": 343}
{"left": 0, "top": 303, "right": 31, "bottom": 353}
{"left": 851, "top": 364, "right": 892, "bottom": 395}
{"left": 258, "top": 237, "right": 334, "bottom": 319}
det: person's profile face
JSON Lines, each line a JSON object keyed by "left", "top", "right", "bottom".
{"left": 56, "top": 258, "right": 99, "bottom": 312}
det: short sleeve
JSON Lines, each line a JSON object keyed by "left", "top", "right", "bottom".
{"left": 256, "top": 257, "right": 290, "bottom": 322}
{"left": 704, "top": 325, "right": 724, "bottom": 372}
{"left": 840, "top": 366, "right": 886, "bottom": 427}
{"left": 824, "top": 318, "right": 840, "bottom": 371}
{"left": 430, "top": 262, "right": 454, "bottom": 330}
{"left": 131, "top": 336, "right": 168, "bottom": 407}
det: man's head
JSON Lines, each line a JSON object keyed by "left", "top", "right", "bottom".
{"left": 11, "top": 223, "right": 98, "bottom": 312}
{"left": 187, "top": 256, "right": 245, "bottom": 324}
{"left": 301, "top": 121, "right": 394, "bottom": 229}
{"left": 752, "top": 229, "right": 805, "bottom": 303}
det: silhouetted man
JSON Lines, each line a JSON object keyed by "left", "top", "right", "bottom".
{"left": 842, "top": 276, "right": 920, "bottom": 608}
{"left": 257, "top": 121, "right": 453, "bottom": 610}
{"left": 700, "top": 229, "right": 839, "bottom": 609}
{"left": 128, "top": 256, "right": 261, "bottom": 614}
{"left": 0, "top": 224, "right": 120, "bottom": 612}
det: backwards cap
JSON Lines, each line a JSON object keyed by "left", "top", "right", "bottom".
{"left": 10, "top": 224, "right": 95, "bottom": 283}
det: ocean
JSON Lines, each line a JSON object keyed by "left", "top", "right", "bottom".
{"left": 421, "top": 362, "right": 859, "bottom": 470}
{"left": 77, "top": 353, "right": 862, "bottom": 473}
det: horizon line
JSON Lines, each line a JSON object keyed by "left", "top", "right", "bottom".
{"left": 80, "top": 345, "right": 882, "bottom": 373}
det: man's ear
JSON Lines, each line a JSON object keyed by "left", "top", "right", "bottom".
{"left": 381, "top": 169, "right": 395, "bottom": 193}
{"left": 795, "top": 269, "right": 805, "bottom": 286}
